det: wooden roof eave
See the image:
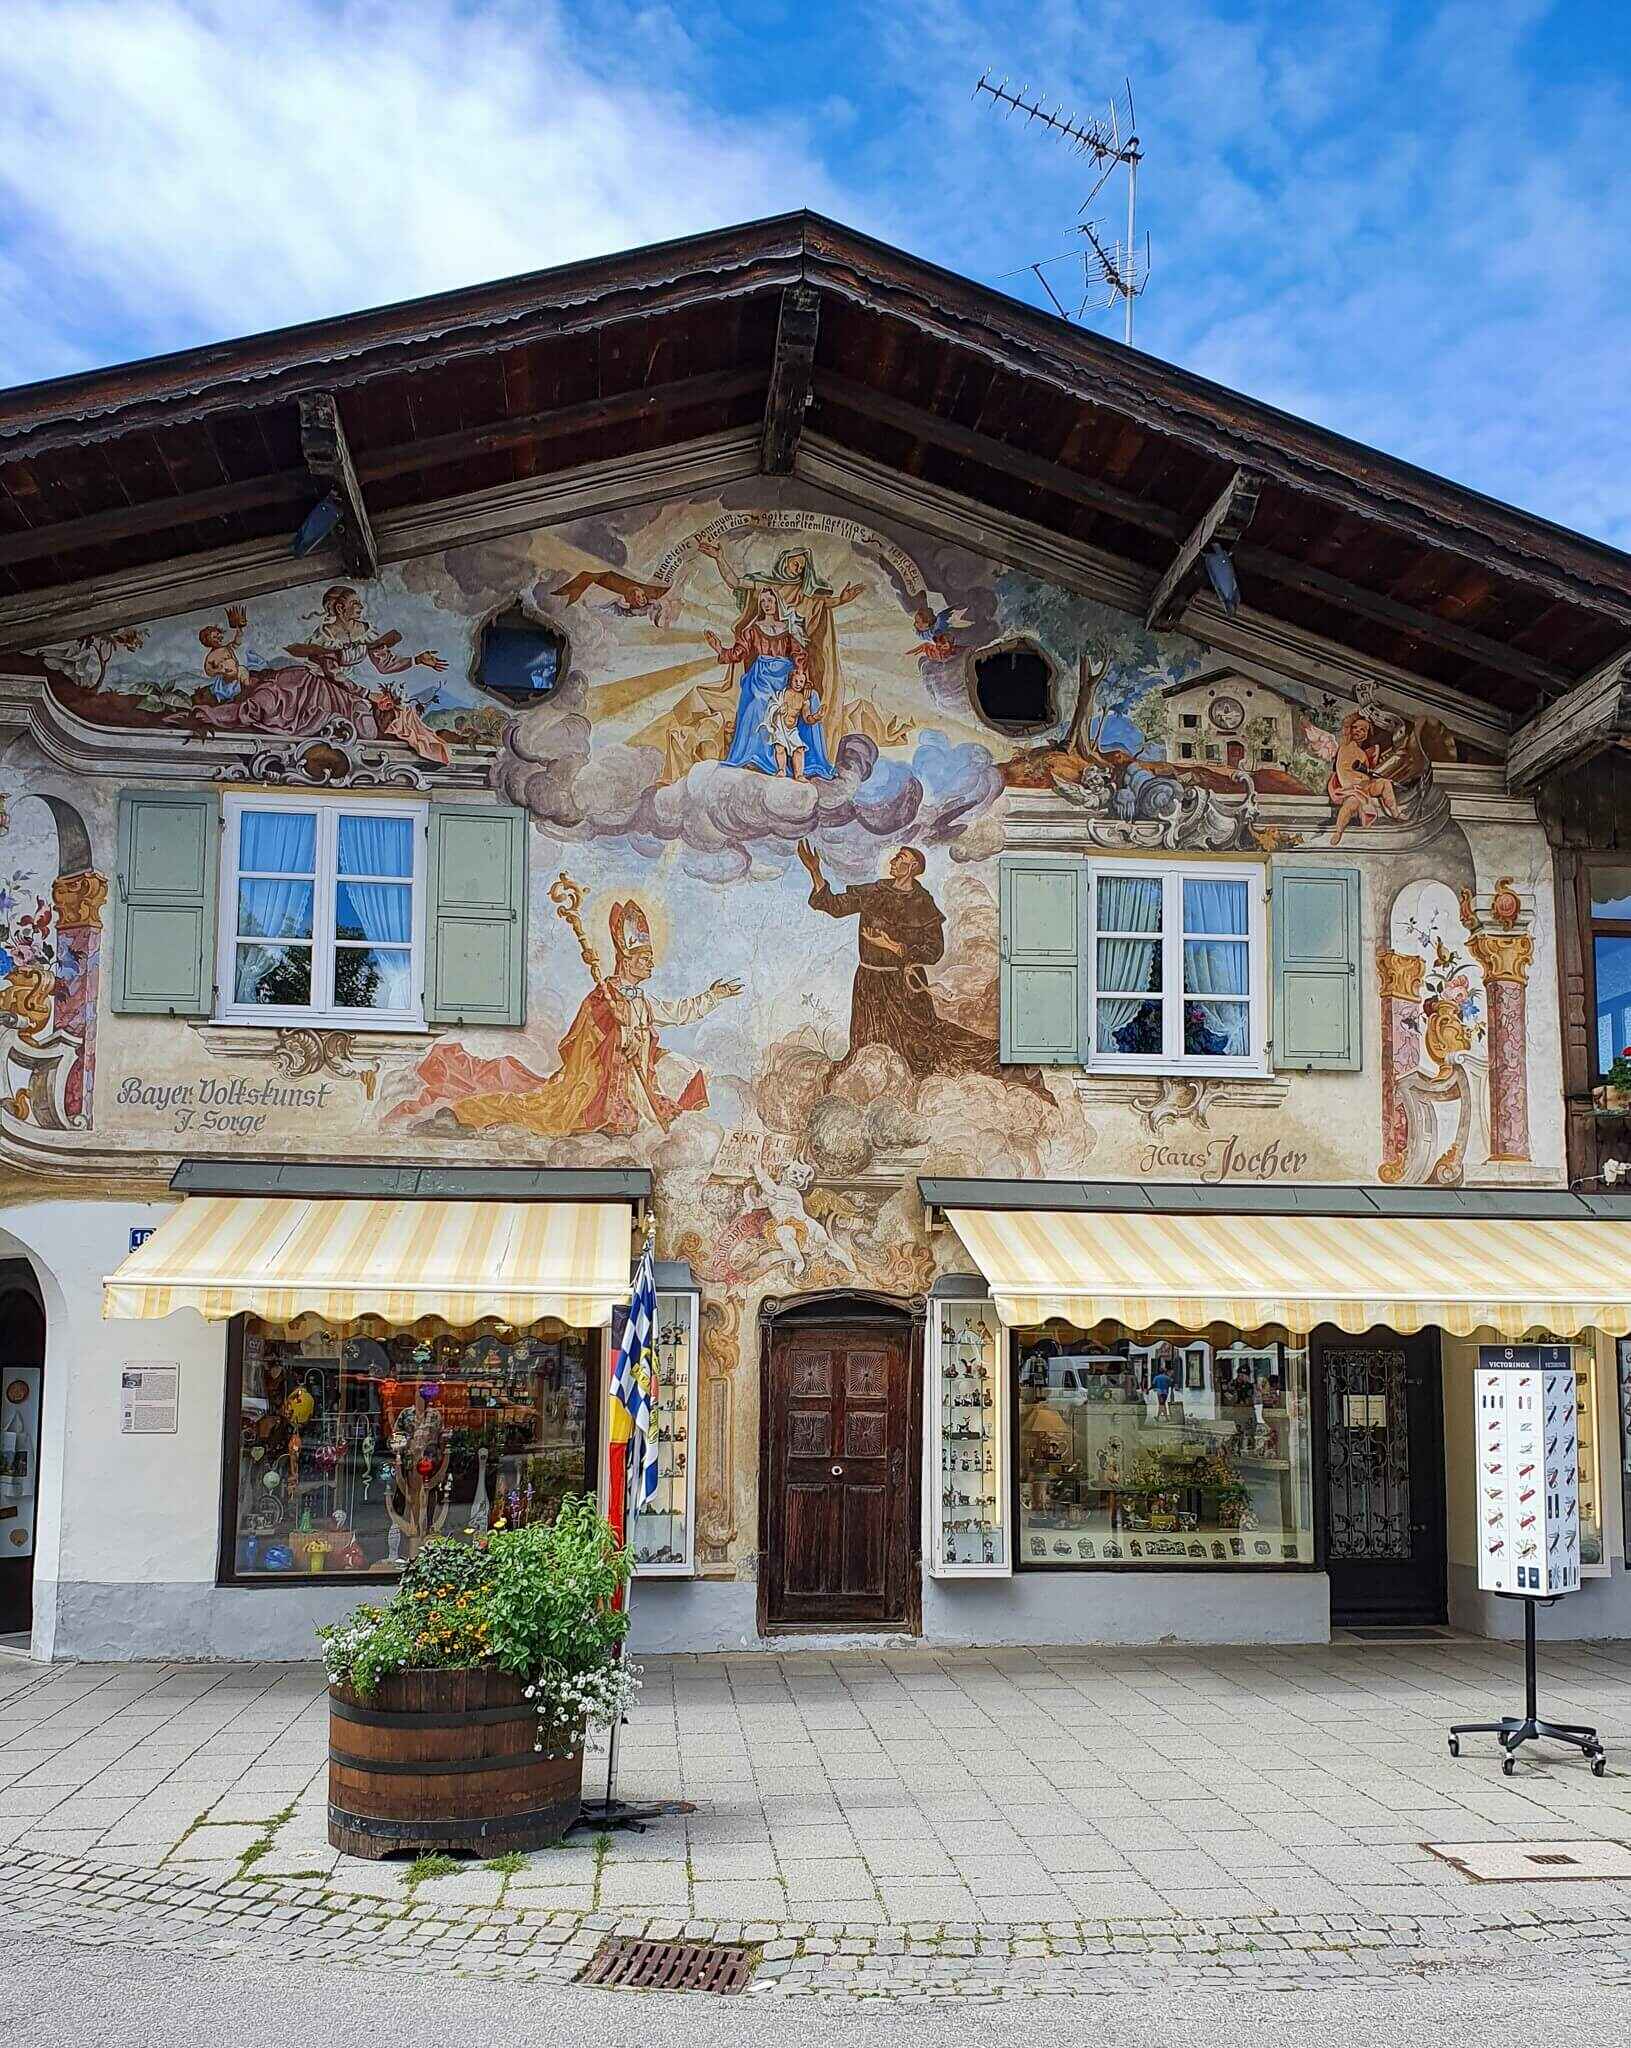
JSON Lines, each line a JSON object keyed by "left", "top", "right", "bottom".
{"left": 0, "top": 227, "right": 807, "bottom": 459}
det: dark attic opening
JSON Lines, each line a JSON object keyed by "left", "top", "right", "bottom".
{"left": 971, "top": 640, "right": 1056, "bottom": 734}
{"left": 476, "top": 606, "right": 567, "bottom": 707}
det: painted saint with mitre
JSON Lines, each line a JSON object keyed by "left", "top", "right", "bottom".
{"left": 400, "top": 899, "right": 740, "bottom": 1138}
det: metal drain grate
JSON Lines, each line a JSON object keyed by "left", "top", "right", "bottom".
{"left": 1427, "top": 1839, "right": 1631, "bottom": 1882}
{"left": 579, "top": 1936, "right": 754, "bottom": 1994}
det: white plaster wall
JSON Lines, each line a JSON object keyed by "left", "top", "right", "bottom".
{"left": 0, "top": 1196, "right": 222, "bottom": 1657}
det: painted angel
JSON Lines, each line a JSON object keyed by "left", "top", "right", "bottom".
{"left": 1301, "top": 712, "right": 1404, "bottom": 846}
{"left": 552, "top": 569, "right": 671, "bottom": 622}
{"left": 910, "top": 601, "right": 972, "bottom": 664}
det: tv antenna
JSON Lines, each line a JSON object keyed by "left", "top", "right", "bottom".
{"left": 974, "top": 71, "right": 1150, "bottom": 347}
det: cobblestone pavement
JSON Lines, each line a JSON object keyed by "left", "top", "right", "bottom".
{"left": 4, "top": 1638, "right": 1631, "bottom": 1999}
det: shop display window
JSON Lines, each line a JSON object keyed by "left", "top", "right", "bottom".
{"left": 1619, "top": 1340, "right": 1631, "bottom": 1559}
{"left": 1015, "top": 1322, "right": 1315, "bottom": 1567}
{"left": 613, "top": 1290, "right": 699, "bottom": 1576}
{"left": 927, "top": 1296, "right": 1009, "bottom": 1576}
{"left": 1572, "top": 1344, "right": 1604, "bottom": 1567}
{"left": 222, "top": 1317, "right": 599, "bottom": 1580}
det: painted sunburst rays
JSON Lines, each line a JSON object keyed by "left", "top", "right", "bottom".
{"left": 580, "top": 587, "right": 970, "bottom": 752}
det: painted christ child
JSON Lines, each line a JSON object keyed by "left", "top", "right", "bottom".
{"left": 707, "top": 588, "right": 833, "bottom": 780}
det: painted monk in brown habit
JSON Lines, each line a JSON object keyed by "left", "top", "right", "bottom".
{"left": 795, "top": 839, "right": 1053, "bottom": 1100}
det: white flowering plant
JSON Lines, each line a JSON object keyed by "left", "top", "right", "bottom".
{"left": 319, "top": 1494, "right": 635, "bottom": 1752}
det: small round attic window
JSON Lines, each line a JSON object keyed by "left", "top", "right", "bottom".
{"left": 971, "top": 640, "right": 1056, "bottom": 735}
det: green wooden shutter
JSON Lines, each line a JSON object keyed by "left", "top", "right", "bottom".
{"left": 425, "top": 804, "right": 528, "bottom": 1026}
{"left": 999, "top": 857, "right": 1083, "bottom": 1065}
{"left": 1271, "top": 863, "right": 1361, "bottom": 1070}
{"left": 112, "top": 790, "right": 218, "bottom": 1016}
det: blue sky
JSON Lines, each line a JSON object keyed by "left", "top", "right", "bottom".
{"left": 3, "top": 1, "right": 1628, "bottom": 545}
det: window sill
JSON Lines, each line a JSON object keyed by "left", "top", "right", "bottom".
{"left": 209, "top": 1014, "right": 430, "bottom": 1036}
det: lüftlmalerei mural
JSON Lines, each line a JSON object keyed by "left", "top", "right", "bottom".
{"left": 0, "top": 484, "right": 1563, "bottom": 1547}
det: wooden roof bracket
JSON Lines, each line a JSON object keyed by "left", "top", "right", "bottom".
{"left": 1146, "top": 468, "right": 1262, "bottom": 631}
{"left": 1506, "top": 645, "right": 1631, "bottom": 791}
{"left": 760, "top": 284, "right": 820, "bottom": 475}
{"left": 298, "top": 389, "right": 378, "bottom": 578}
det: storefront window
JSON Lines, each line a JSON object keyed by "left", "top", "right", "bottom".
{"left": 1587, "top": 864, "right": 1631, "bottom": 1079}
{"left": 1015, "top": 1323, "right": 1315, "bottom": 1567}
{"left": 1618, "top": 1340, "right": 1631, "bottom": 1561}
{"left": 224, "top": 1317, "right": 599, "bottom": 1578}
{"left": 1572, "top": 1344, "right": 1604, "bottom": 1567}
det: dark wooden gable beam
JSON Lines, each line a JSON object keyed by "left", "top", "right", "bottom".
{"left": 1231, "top": 542, "right": 1567, "bottom": 698}
{"left": 1146, "top": 468, "right": 1262, "bottom": 630}
{"left": 0, "top": 368, "right": 764, "bottom": 573}
{"left": 1507, "top": 647, "right": 1631, "bottom": 790}
{"left": 760, "top": 285, "right": 820, "bottom": 474}
{"left": 0, "top": 469, "right": 309, "bottom": 569}
{"left": 813, "top": 369, "right": 1181, "bottom": 535}
{"left": 811, "top": 368, "right": 1575, "bottom": 696}
{"left": 297, "top": 390, "right": 378, "bottom": 577}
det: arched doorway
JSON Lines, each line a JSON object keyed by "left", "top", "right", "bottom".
{"left": 0, "top": 1271, "right": 46, "bottom": 1640}
{"left": 757, "top": 1290, "right": 923, "bottom": 1633}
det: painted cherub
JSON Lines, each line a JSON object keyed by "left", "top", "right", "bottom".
{"left": 197, "top": 605, "right": 252, "bottom": 700}
{"left": 750, "top": 1155, "right": 856, "bottom": 1278}
{"left": 1303, "top": 711, "right": 1405, "bottom": 845}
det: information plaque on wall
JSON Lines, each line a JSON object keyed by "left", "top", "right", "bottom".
{"left": 1475, "top": 1344, "right": 1580, "bottom": 1598}
{"left": 120, "top": 1363, "right": 179, "bottom": 1436}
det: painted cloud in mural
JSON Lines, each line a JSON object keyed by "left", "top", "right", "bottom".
{"left": 492, "top": 671, "right": 1004, "bottom": 882}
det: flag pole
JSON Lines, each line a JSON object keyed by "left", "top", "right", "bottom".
{"left": 575, "top": 1210, "right": 669, "bottom": 1835}
{"left": 604, "top": 1394, "right": 636, "bottom": 1810}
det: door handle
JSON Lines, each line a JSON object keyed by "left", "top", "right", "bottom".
{"left": 831, "top": 1463, "right": 844, "bottom": 1477}
{"left": 890, "top": 1450, "right": 905, "bottom": 1485}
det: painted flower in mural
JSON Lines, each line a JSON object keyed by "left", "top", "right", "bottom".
{"left": 0, "top": 895, "right": 54, "bottom": 972}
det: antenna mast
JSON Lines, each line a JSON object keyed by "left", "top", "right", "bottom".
{"left": 974, "top": 71, "right": 1149, "bottom": 347}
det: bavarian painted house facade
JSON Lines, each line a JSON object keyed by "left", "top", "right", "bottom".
{"left": 2, "top": 216, "right": 1629, "bottom": 1659}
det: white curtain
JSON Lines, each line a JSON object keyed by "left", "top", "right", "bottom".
{"left": 1182, "top": 878, "right": 1249, "bottom": 1056}
{"left": 335, "top": 813, "right": 413, "bottom": 1008}
{"left": 235, "top": 811, "right": 316, "bottom": 1001}
{"left": 1095, "top": 874, "right": 1162, "bottom": 1052}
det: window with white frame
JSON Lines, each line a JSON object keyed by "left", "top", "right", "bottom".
{"left": 1089, "top": 861, "right": 1266, "bottom": 1074}
{"left": 217, "top": 794, "right": 427, "bottom": 1027}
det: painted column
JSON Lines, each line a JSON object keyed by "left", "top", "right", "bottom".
{"left": 1467, "top": 930, "right": 1534, "bottom": 1163}
{"left": 1376, "top": 948, "right": 1424, "bottom": 1184}
{"left": 51, "top": 869, "right": 107, "bottom": 1124}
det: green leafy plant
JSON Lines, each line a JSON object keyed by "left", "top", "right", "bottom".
{"left": 319, "top": 1493, "right": 636, "bottom": 1749}
{"left": 1607, "top": 1045, "right": 1631, "bottom": 1094}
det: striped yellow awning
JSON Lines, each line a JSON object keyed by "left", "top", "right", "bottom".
{"left": 102, "top": 1196, "right": 634, "bottom": 1328}
{"left": 945, "top": 1205, "right": 1631, "bottom": 1340}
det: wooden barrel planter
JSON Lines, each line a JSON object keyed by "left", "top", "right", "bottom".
{"left": 328, "top": 1669, "right": 583, "bottom": 1859}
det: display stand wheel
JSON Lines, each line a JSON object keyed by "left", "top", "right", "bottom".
{"left": 1448, "top": 1599, "right": 1605, "bottom": 1778}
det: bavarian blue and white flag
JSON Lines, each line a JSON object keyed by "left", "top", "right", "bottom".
{"left": 610, "top": 1235, "right": 660, "bottom": 1508}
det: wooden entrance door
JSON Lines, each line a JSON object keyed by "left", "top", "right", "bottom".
{"left": 762, "top": 1318, "right": 915, "bottom": 1630}
{"left": 1317, "top": 1329, "right": 1447, "bottom": 1628}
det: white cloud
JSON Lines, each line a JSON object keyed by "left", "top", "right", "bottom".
{"left": 2, "top": 0, "right": 1627, "bottom": 553}
{"left": 0, "top": 0, "right": 855, "bottom": 382}
{"left": 860, "top": 0, "right": 1631, "bottom": 545}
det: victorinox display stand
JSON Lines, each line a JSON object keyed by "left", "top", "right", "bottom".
{"left": 1448, "top": 1345, "right": 1605, "bottom": 1776}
